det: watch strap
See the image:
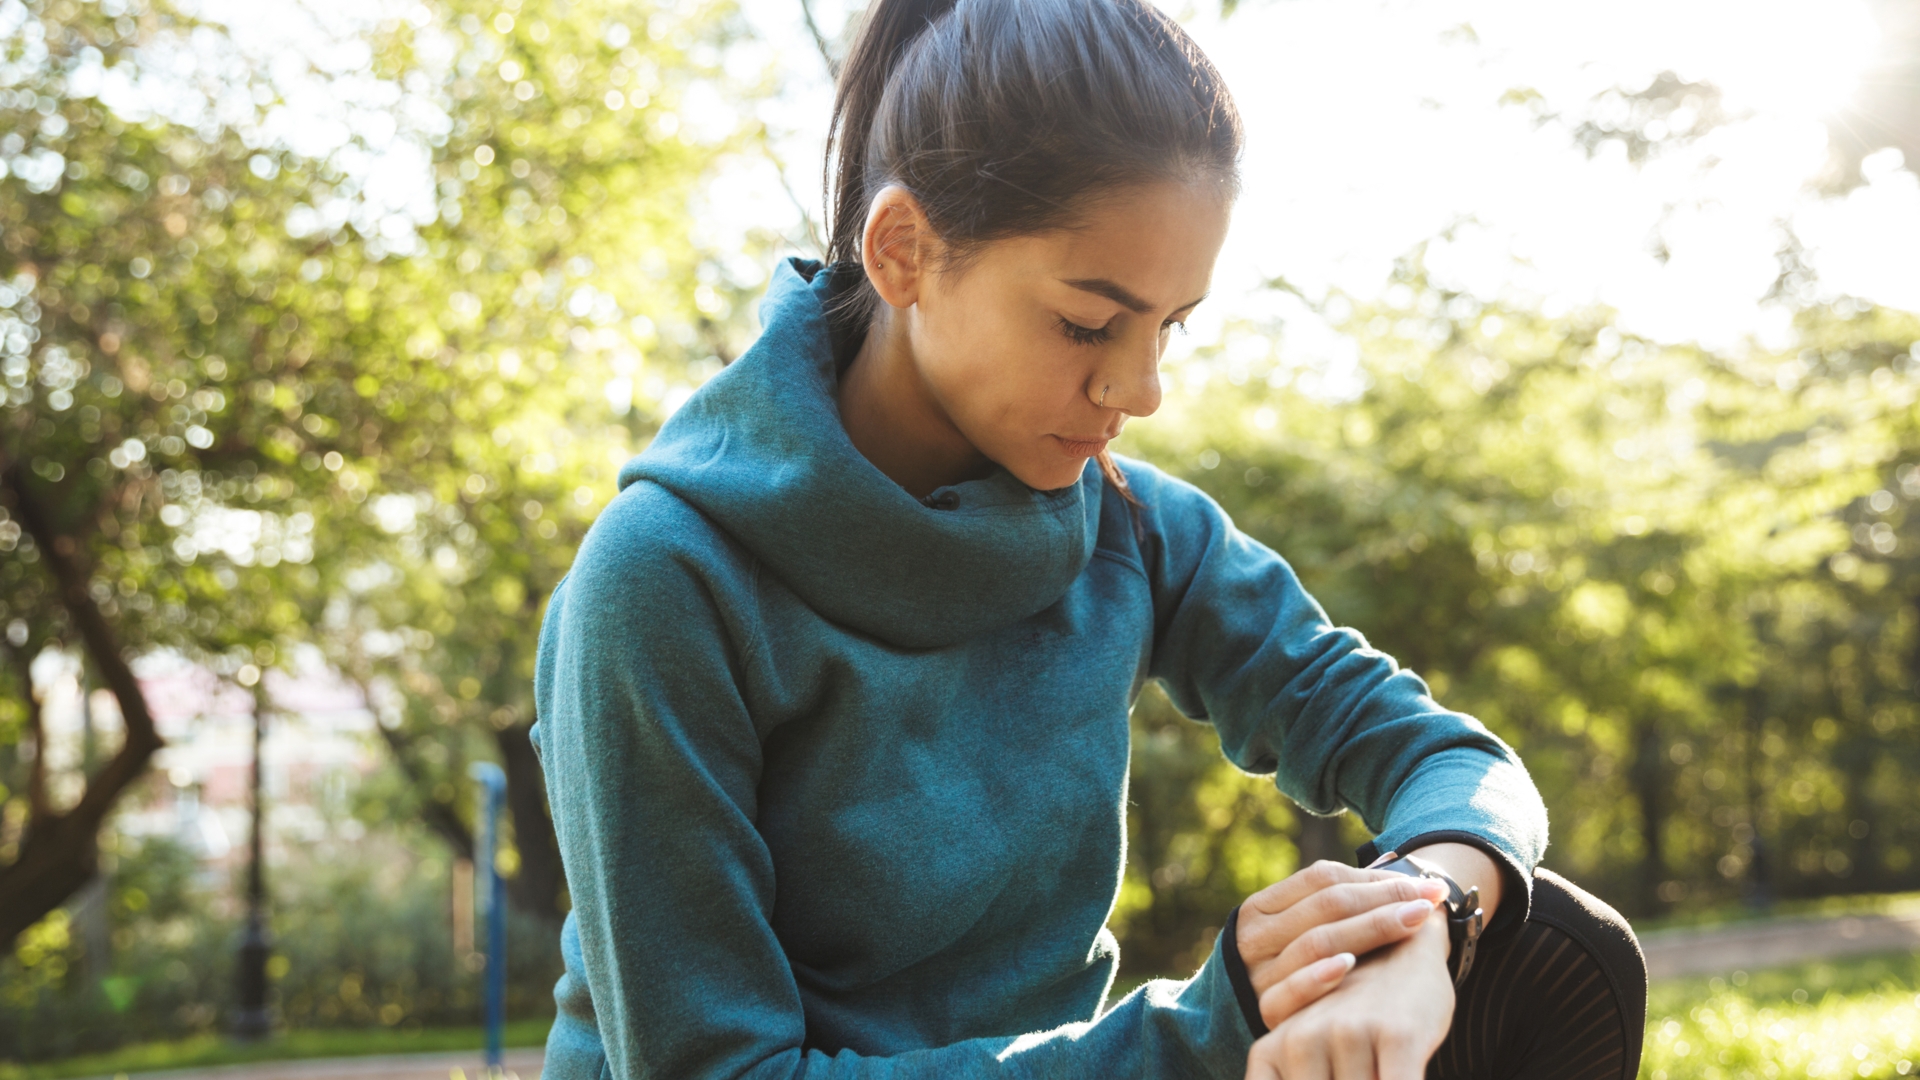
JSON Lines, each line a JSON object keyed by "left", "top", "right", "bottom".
{"left": 1372, "top": 852, "right": 1485, "bottom": 987}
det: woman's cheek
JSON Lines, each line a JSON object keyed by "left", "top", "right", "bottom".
{"left": 990, "top": 358, "right": 1075, "bottom": 435}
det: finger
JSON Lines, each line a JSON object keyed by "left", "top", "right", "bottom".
{"left": 1283, "top": 898, "right": 1436, "bottom": 970}
{"left": 1246, "top": 860, "right": 1402, "bottom": 917}
{"left": 1328, "top": 1016, "right": 1375, "bottom": 1080}
{"left": 1245, "top": 879, "right": 1443, "bottom": 962}
{"left": 1258, "top": 952, "right": 1355, "bottom": 1030}
{"left": 1246, "top": 1031, "right": 1288, "bottom": 1080}
{"left": 1272, "top": 1025, "right": 1333, "bottom": 1080}
{"left": 1244, "top": 880, "right": 1449, "bottom": 993}
{"left": 1255, "top": 879, "right": 1446, "bottom": 953}
{"left": 1375, "top": 1033, "right": 1431, "bottom": 1080}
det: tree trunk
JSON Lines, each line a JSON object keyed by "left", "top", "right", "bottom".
{"left": 498, "top": 720, "right": 565, "bottom": 923}
{"left": 370, "top": 720, "right": 475, "bottom": 863}
{"left": 8, "top": 644, "right": 48, "bottom": 828}
{"left": 1741, "top": 686, "right": 1775, "bottom": 910}
{"left": 1630, "top": 717, "right": 1668, "bottom": 915}
{"left": 1294, "top": 812, "right": 1351, "bottom": 868}
{"left": 0, "top": 462, "right": 164, "bottom": 951}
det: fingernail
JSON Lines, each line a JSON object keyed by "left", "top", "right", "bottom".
{"left": 1398, "top": 898, "right": 1434, "bottom": 925}
{"left": 1317, "top": 953, "right": 1356, "bottom": 980}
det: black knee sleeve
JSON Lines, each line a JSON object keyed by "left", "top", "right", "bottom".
{"left": 1430, "top": 868, "right": 1648, "bottom": 1080}
{"left": 1528, "top": 869, "right": 1648, "bottom": 1079}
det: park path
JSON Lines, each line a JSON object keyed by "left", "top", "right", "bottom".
{"left": 73, "top": 908, "right": 1920, "bottom": 1080}
{"left": 1637, "top": 904, "right": 1920, "bottom": 980}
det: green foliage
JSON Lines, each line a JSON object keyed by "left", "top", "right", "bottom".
{"left": 1120, "top": 255, "right": 1920, "bottom": 918}
{"left": 0, "top": 831, "right": 562, "bottom": 1062}
{"left": 1110, "top": 685, "right": 1381, "bottom": 978}
{"left": 1112, "top": 685, "right": 1298, "bottom": 975}
{"left": 0, "top": 0, "right": 770, "bottom": 927}
{"left": 0, "top": 0, "right": 346, "bottom": 668}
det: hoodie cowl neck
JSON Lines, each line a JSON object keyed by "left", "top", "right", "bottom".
{"left": 618, "top": 258, "right": 1102, "bottom": 650}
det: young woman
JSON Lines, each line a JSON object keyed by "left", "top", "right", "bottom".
{"left": 531, "top": 0, "right": 1648, "bottom": 1077}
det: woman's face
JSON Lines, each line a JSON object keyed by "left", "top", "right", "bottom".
{"left": 887, "top": 181, "right": 1233, "bottom": 492}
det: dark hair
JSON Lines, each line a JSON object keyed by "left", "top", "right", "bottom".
{"left": 824, "top": 0, "right": 1242, "bottom": 496}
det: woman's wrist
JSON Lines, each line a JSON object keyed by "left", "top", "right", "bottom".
{"left": 1401, "top": 841, "right": 1503, "bottom": 926}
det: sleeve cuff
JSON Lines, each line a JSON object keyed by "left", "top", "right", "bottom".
{"left": 1219, "top": 904, "right": 1269, "bottom": 1037}
{"left": 1356, "top": 830, "right": 1532, "bottom": 938}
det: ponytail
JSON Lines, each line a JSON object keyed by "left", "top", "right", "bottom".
{"left": 824, "top": 0, "right": 958, "bottom": 271}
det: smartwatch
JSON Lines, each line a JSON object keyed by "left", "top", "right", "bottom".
{"left": 1372, "top": 852, "right": 1485, "bottom": 987}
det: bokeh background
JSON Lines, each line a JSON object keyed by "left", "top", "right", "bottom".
{"left": 3, "top": 0, "right": 1920, "bottom": 1074}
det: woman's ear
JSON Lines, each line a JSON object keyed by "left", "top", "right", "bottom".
{"left": 862, "top": 184, "right": 931, "bottom": 309}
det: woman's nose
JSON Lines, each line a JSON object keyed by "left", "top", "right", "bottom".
{"left": 1091, "top": 343, "right": 1163, "bottom": 418}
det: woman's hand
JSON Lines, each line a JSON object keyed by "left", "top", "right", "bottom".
{"left": 1237, "top": 861, "right": 1449, "bottom": 1030}
{"left": 1244, "top": 910, "right": 1455, "bottom": 1080}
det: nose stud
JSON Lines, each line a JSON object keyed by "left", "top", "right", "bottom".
{"left": 1100, "top": 385, "right": 1109, "bottom": 407}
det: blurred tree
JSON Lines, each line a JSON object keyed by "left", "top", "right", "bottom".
{"left": 1109, "top": 684, "right": 1300, "bottom": 979}
{"left": 0, "top": 0, "right": 341, "bottom": 949}
{"left": 1735, "top": 304, "right": 1920, "bottom": 895}
{"left": 0, "top": 0, "right": 766, "bottom": 946}
{"left": 302, "top": 0, "right": 768, "bottom": 921}
{"left": 1118, "top": 254, "right": 1917, "bottom": 920}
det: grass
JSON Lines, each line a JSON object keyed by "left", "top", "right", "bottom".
{"left": 0, "top": 1018, "right": 553, "bottom": 1080}
{"left": 1641, "top": 951, "right": 1920, "bottom": 1080}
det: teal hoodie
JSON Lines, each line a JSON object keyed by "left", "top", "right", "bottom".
{"left": 530, "top": 259, "right": 1548, "bottom": 1079}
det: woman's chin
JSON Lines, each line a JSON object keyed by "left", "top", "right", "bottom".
{"left": 1006, "top": 458, "right": 1091, "bottom": 493}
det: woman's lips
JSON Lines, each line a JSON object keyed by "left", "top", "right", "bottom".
{"left": 1051, "top": 434, "right": 1112, "bottom": 458}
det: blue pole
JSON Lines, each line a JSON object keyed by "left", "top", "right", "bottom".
{"left": 470, "top": 763, "right": 508, "bottom": 1074}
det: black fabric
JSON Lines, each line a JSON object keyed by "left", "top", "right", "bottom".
{"left": 1218, "top": 867, "right": 1645, "bottom": 1080}
{"left": 1220, "top": 903, "right": 1271, "bottom": 1036}
{"left": 1428, "top": 868, "right": 1646, "bottom": 1080}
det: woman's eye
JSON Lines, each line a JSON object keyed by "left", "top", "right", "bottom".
{"left": 1162, "top": 320, "right": 1188, "bottom": 336}
{"left": 1057, "top": 317, "right": 1113, "bottom": 346}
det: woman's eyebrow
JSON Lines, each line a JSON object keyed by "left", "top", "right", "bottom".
{"left": 1061, "top": 277, "right": 1207, "bottom": 315}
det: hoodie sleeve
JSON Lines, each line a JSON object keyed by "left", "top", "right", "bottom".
{"left": 1123, "top": 461, "right": 1548, "bottom": 927}
{"left": 533, "top": 485, "right": 1258, "bottom": 1080}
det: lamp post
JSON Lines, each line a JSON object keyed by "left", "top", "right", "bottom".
{"left": 232, "top": 680, "right": 272, "bottom": 1040}
{"left": 469, "top": 762, "right": 508, "bottom": 1074}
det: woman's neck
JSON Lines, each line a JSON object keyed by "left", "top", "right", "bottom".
{"left": 837, "top": 309, "right": 993, "bottom": 499}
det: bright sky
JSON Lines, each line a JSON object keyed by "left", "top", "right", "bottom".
{"left": 734, "top": 0, "right": 1920, "bottom": 361}
{"left": 154, "top": 0, "right": 1920, "bottom": 364}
